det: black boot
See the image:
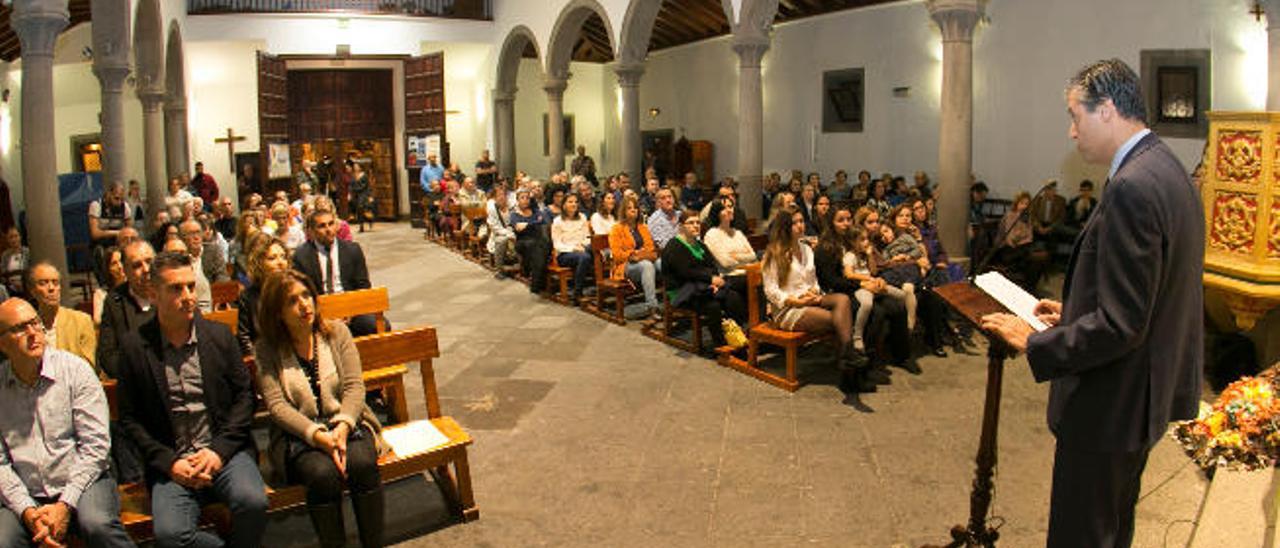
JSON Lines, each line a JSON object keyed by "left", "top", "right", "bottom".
{"left": 352, "top": 489, "right": 385, "bottom": 548}
{"left": 839, "top": 342, "right": 877, "bottom": 394}
{"left": 307, "top": 501, "right": 347, "bottom": 548}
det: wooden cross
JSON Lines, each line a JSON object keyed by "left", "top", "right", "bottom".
{"left": 214, "top": 128, "right": 247, "bottom": 172}
{"left": 1253, "top": 1, "right": 1265, "bottom": 22}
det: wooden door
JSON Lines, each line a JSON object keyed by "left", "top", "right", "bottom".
{"left": 405, "top": 53, "right": 445, "bottom": 226}
{"left": 257, "top": 51, "right": 288, "bottom": 198}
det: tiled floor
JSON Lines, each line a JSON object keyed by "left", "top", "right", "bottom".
{"left": 351, "top": 222, "right": 1208, "bottom": 548}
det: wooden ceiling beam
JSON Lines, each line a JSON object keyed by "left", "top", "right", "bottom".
{"left": 656, "top": 10, "right": 704, "bottom": 42}
{"left": 683, "top": 0, "right": 729, "bottom": 33}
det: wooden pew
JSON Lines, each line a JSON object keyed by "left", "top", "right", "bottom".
{"left": 545, "top": 251, "right": 573, "bottom": 305}
{"left": 640, "top": 285, "right": 704, "bottom": 354}
{"left": 717, "top": 263, "right": 833, "bottom": 392}
{"left": 107, "top": 325, "right": 478, "bottom": 542}
{"left": 211, "top": 280, "right": 241, "bottom": 311}
{"left": 316, "top": 288, "right": 410, "bottom": 423}
{"left": 584, "top": 234, "right": 630, "bottom": 325}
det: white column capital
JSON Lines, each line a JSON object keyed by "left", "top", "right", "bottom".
{"left": 165, "top": 97, "right": 187, "bottom": 113}
{"left": 11, "top": 2, "right": 69, "bottom": 59}
{"left": 544, "top": 77, "right": 569, "bottom": 99}
{"left": 137, "top": 89, "right": 166, "bottom": 111}
{"left": 92, "top": 63, "right": 131, "bottom": 92}
{"left": 493, "top": 88, "right": 517, "bottom": 104}
{"left": 927, "top": 0, "right": 986, "bottom": 43}
{"left": 732, "top": 35, "right": 771, "bottom": 69}
{"left": 614, "top": 62, "right": 645, "bottom": 88}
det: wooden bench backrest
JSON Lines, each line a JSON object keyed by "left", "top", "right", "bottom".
{"left": 590, "top": 234, "right": 611, "bottom": 281}
{"left": 354, "top": 327, "right": 442, "bottom": 418}
{"left": 462, "top": 205, "right": 487, "bottom": 222}
{"left": 748, "top": 233, "right": 769, "bottom": 252}
{"left": 204, "top": 308, "right": 238, "bottom": 332}
{"left": 318, "top": 287, "right": 389, "bottom": 333}
{"left": 211, "top": 281, "right": 241, "bottom": 310}
{"left": 745, "top": 263, "right": 764, "bottom": 328}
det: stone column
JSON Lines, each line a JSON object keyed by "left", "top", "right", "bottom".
{"left": 544, "top": 76, "right": 569, "bottom": 176}
{"left": 93, "top": 63, "right": 130, "bottom": 187}
{"left": 165, "top": 98, "right": 190, "bottom": 179}
{"left": 928, "top": 0, "right": 984, "bottom": 260}
{"left": 493, "top": 88, "right": 517, "bottom": 179}
{"left": 1266, "top": 0, "right": 1280, "bottom": 110}
{"left": 615, "top": 63, "right": 645, "bottom": 187}
{"left": 733, "top": 34, "right": 770, "bottom": 223}
{"left": 12, "top": 1, "right": 69, "bottom": 276}
{"left": 138, "top": 89, "right": 169, "bottom": 218}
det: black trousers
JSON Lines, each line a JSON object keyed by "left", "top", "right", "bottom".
{"left": 516, "top": 236, "right": 550, "bottom": 293}
{"left": 286, "top": 432, "right": 382, "bottom": 506}
{"left": 1046, "top": 440, "right": 1155, "bottom": 548}
{"left": 685, "top": 286, "right": 746, "bottom": 348}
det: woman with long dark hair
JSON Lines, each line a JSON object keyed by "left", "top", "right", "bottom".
{"left": 255, "top": 271, "right": 385, "bottom": 548}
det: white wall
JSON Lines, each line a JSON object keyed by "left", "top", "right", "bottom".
{"left": 187, "top": 40, "right": 267, "bottom": 208}
{"left": 185, "top": 13, "right": 494, "bottom": 55}
{"left": 513, "top": 58, "right": 610, "bottom": 177}
{"left": 625, "top": 0, "right": 1265, "bottom": 197}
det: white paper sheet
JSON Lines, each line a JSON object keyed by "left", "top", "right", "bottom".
{"left": 973, "top": 272, "right": 1049, "bottom": 332}
{"left": 381, "top": 420, "right": 451, "bottom": 457}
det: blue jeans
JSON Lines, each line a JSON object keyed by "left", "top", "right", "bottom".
{"left": 557, "top": 251, "right": 593, "bottom": 295}
{"left": 0, "top": 474, "right": 135, "bottom": 548}
{"left": 624, "top": 259, "right": 658, "bottom": 309}
{"left": 150, "top": 450, "right": 267, "bottom": 548}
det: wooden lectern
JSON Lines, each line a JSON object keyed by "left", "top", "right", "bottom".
{"left": 927, "top": 281, "right": 1016, "bottom": 548}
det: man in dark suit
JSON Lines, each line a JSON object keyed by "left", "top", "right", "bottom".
{"left": 982, "top": 59, "right": 1203, "bottom": 548}
{"left": 292, "top": 209, "right": 378, "bottom": 336}
{"left": 97, "top": 239, "right": 157, "bottom": 379}
{"left": 115, "top": 251, "right": 267, "bottom": 547}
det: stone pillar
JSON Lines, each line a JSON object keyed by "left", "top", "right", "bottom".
{"left": 165, "top": 98, "right": 190, "bottom": 179}
{"left": 1266, "top": 0, "right": 1280, "bottom": 110}
{"left": 544, "top": 76, "right": 569, "bottom": 176}
{"left": 733, "top": 34, "right": 770, "bottom": 223}
{"left": 139, "top": 89, "right": 169, "bottom": 218}
{"left": 12, "top": 1, "right": 69, "bottom": 276}
{"left": 928, "top": 0, "right": 984, "bottom": 260}
{"left": 493, "top": 88, "right": 517, "bottom": 179}
{"left": 615, "top": 63, "right": 644, "bottom": 187}
{"left": 93, "top": 63, "right": 130, "bottom": 187}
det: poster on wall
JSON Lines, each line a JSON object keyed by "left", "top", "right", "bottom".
{"left": 268, "top": 143, "right": 291, "bottom": 179}
{"left": 407, "top": 136, "right": 424, "bottom": 167}
{"left": 425, "top": 134, "right": 441, "bottom": 161}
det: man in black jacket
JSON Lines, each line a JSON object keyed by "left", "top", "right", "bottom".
{"left": 292, "top": 209, "right": 379, "bottom": 336}
{"left": 116, "top": 252, "right": 267, "bottom": 548}
{"left": 983, "top": 59, "right": 1203, "bottom": 548}
{"left": 96, "top": 239, "right": 156, "bottom": 379}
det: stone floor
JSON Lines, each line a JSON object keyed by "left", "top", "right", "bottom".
{"left": 348, "top": 222, "right": 1209, "bottom": 547}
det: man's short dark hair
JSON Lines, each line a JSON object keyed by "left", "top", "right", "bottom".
{"left": 1068, "top": 58, "right": 1146, "bottom": 122}
{"left": 151, "top": 251, "right": 192, "bottom": 282}
{"left": 306, "top": 208, "right": 335, "bottom": 230}
{"left": 1080, "top": 179, "right": 1095, "bottom": 190}
{"left": 971, "top": 182, "right": 989, "bottom": 194}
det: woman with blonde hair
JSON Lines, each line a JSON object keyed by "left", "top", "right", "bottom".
{"left": 235, "top": 234, "right": 289, "bottom": 356}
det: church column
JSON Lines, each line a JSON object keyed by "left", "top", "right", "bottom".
{"left": 493, "top": 88, "right": 517, "bottom": 178}
{"left": 928, "top": 0, "right": 984, "bottom": 260}
{"left": 93, "top": 63, "right": 130, "bottom": 186}
{"left": 615, "top": 63, "right": 644, "bottom": 187}
{"left": 545, "top": 76, "right": 569, "bottom": 175}
{"left": 732, "top": 33, "right": 770, "bottom": 223}
{"left": 12, "top": 1, "right": 69, "bottom": 276}
{"left": 1266, "top": 0, "right": 1280, "bottom": 110}
{"left": 139, "top": 89, "right": 169, "bottom": 218}
{"left": 165, "top": 98, "right": 191, "bottom": 180}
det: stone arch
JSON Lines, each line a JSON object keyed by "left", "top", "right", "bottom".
{"left": 132, "top": 0, "right": 164, "bottom": 92}
{"left": 617, "top": 0, "right": 664, "bottom": 65}
{"left": 495, "top": 25, "right": 541, "bottom": 93}
{"left": 164, "top": 20, "right": 190, "bottom": 178}
{"left": 545, "top": 0, "right": 614, "bottom": 79}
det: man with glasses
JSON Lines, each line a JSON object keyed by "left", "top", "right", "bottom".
{"left": 178, "top": 219, "right": 226, "bottom": 313}
{"left": 646, "top": 188, "right": 682, "bottom": 250}
{"left": 0, "top": 297, "right": 135, "bottom": 547}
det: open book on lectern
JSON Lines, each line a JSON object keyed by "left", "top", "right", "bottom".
{"left": 972, "top": 272, "right": 1050, "bottom": 332}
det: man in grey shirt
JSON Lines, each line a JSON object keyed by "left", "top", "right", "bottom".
{"left": 0, "top": 298, "right": 135, "bottom": 547}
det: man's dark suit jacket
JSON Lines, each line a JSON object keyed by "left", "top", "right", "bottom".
{"left": 292, "top": 239, "right": 371, "bottom": 295}
{"left": 96, "top": 284, "right": 156, "bottom": 379}
{"left": 1027, "top": 131, "right": 1204, "bottom": 452}
{"left": 116, "top": 313, "right": 256, "bottom": 485}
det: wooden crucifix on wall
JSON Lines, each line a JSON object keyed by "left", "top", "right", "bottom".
{"left": 214, "top": 128, "right": 247, "bottom": 172}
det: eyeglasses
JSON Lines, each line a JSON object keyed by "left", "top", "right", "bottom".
{"left": 3, "top": 318, "right": 43, "bottom": 337}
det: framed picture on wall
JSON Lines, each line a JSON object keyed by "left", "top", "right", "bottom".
{"left": 543, "top": 114, "right": 575, "bottom": 156}
{"left": 1140, "top": 49, "right": 1210, "bottom": 139}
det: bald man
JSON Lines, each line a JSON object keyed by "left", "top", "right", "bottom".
{"left": 0, "top": 298, "right": 135, "bottom": 547}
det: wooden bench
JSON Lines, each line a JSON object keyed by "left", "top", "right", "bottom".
{"left": 461, "top": 205, "right": 489, "bottom": 264}
{"left": 316, "top": 288, "right": 411, "bottom": 424}
{"left": 584, "top": 234, "right": 631, "bottom": 325}
{"left": 717, "top": 263, "right": 834, "bottom": 392}
{"left": 545, "top": 251, "right": 573, "bottom": 305}
{"left": 211, "top": 280, "right": 241, "bottom": 311}
{"left": 107, "top": 326, "right": 477, "bottom": 542}
{"left": 640, "top": 284, "right": 704, "bottom": 354}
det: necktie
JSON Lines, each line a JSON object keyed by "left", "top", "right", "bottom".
{"left": 324, "top": 246, "right": 335, "bottom": 294}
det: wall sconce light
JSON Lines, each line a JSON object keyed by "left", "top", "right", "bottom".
{"left": 647, "top": 107, "right": 660, "bottom": 118}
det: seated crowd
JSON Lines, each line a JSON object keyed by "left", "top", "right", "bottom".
{"left": 0, "top": 171, "right": 393, "bottom": 547}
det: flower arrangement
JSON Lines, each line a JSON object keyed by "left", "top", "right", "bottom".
{"left": 1175, "top": 371, "right": 1280, "bottom": 471}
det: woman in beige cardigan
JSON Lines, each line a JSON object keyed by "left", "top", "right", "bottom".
{"left": 255, "top": 270, "right": 384, "bottom": 547}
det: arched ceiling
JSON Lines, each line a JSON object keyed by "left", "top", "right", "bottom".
{"left": 530, "top": 0, "right": 903, "bottom": 63}
{"left": 0, "top": 0, "right": 92, "bottom": 62}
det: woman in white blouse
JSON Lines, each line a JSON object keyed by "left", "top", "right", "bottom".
{"left": 761, "top": 207, "right": 855, "bottom": 367}
{"left": 551, "top": 194, "right": 594, "bottom": 304}
{"left": 590, "top": 191, "right": 617, "bottom": 236}
{"left": 703, "top": 199, "right": 756, "bottom": 274}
